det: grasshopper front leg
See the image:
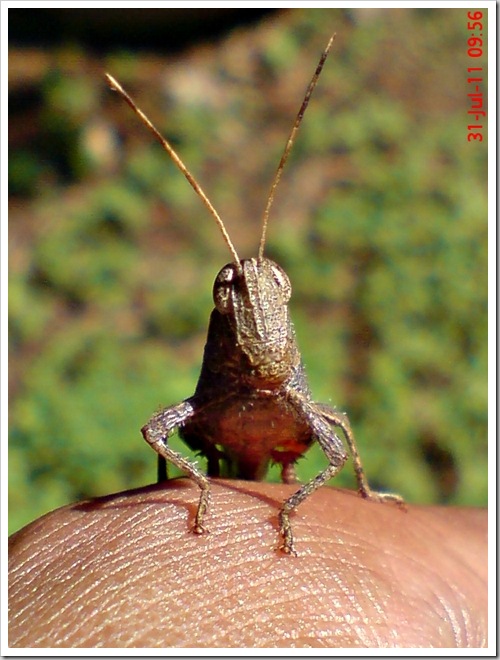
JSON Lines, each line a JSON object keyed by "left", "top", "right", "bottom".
{"left": 281, "top": 394, "right": 405, "bottom": 555}
{"left": 141, "top": 399, "right": 211, "bottom": 534}
{"left": 279, "top": 394, "right": 349, "bottom": 555}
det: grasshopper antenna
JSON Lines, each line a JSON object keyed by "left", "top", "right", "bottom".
{"left": 105, "top": 73, "right": 242, "bottom": 271}
{"left": 258, "top": 34, "right": 335, "bottom": 261}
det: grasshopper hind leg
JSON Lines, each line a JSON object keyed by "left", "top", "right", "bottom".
{"left": 318, "top": 404, "right": 406, "bottom": 508}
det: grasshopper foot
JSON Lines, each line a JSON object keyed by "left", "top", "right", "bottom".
{"left": 278, "top": 510, "right": 298, "bottom": 556}
{"left": 193, "top": 523, "right": 209, "bottom": 535}
{"left": 278, "top": 539, "right": 298, "bottom": 557}
{"left": 360, "top": 488, "right": 407, "bottom": 511}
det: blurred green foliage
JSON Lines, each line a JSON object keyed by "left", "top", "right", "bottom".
{"left": 9, "top": 8, "right": 487, "bottom": 534}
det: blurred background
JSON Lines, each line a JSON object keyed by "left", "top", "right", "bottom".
{"left": 9, "top": 8, "right": 488, "bottom": 534}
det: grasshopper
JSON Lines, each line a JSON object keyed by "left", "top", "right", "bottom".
{"left": 106, "top": 35, "right": 404, "bottom": 555}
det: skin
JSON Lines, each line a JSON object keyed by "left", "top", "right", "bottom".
{"left": 9, "top": 480, "right": 487, "bottom": 649}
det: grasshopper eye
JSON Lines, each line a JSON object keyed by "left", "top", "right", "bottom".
{"left": 269, "top": 262, "right": 292, "bottom": 302}
{"left": 213, "top": 263, "right": 238, "bottom": 314}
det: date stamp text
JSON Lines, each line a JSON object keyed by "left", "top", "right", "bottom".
{"left": 466, "top": 10, "right": 486, "bottom": 142}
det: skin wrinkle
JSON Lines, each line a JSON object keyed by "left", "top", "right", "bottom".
{"left": 398, "top": 590, "right": 468, "bottom": 648}
{"left": 450, "top": 591, "right": 485, "bottom": 648}
{"left": 438, "top": 582, "right": 485, "bottom": 647}
{"left": 340, "top": 506, "right": 484, "bottom": 639}
{"left": 88, "top": 598, "right": 149, "bottom": 649}
{"left": 292, "top": 551, "right": 392, "bottom": 646}
{"left": 11, "top": 509, "right": 139, "bottom": 625}
{"left": 360, "top": 557, "right": 420, "bottom": 620}
{"left": 10, "top": 540, "right": 414, "bottom": 648}
{"left": 10, "top": 559, "right": 86, "bottom": 627}
{"left": 303, "top": 540, "right": 397, "bottom": 636}
{"left": 378, "top": 556, "right": 464, "bottom": 645}
{"left": 141, "top": 536, "right": 260, "bottom": 624}
{"left": 179, "top": 548, "right": 368, "bottom": 644}
{"left": 406, "top": 591, "right": 456, "bottom": 647}
{"left": 68, "top": 560, "right": 182, "bottom": 646}
{"left": 11, "top": 536, "right": 73, "bottom": 616}
{"left": 437, "top": 587, "right": 469, "bottom": 645}
{"left": 207, "top": 516, "right": 269, "bottom": 549}
{"left": 11, "top": 516, "right": 458, "bottom": 604}
{"left": 9, "top": 482, "right": 487, "bottom": 648}
{"left": 410, "top": 508, "right": 487, "bottom": 585}
{"left": 197, "top": 563, "right": 286, "bottom": 623}
{"left": 258, "top": 616, "right": 302, "bottom": 646}
{"left": 245, "top": 598, "right": 330, "bottom": 640}
{"left": 385, "top": 530, "right": 483, "bottom": 598}
{"left": 300, "top": 510, "right": 480, "bottom": 639}
{"left": 47, "top": 521, "right": 157, "bottom": 594}
{"left": 435, "top": 593, "right": 465, "bottom": 647}
{"left": 324, "top": 571, "right": 377, "bottom": 647}
{"left": 165, "top": 483, "right": 271, "bottom": 543}
{"left": 11, "top": 504, "right": 197, "bottom": 643}
{"left": 156, "top": 536, "right": 263, "bottom": 588}
{"left": 19, "top": 564, "right": 121, "bottom": 643}
{"left": 243, "top": 606, "right": 312, "bottom": 647}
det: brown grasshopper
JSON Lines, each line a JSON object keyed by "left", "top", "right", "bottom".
{"left": 106, "top": 35, "right": 404, "bottom": 555}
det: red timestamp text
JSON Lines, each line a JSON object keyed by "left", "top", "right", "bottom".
{"left": 466, "top": 10, "right": 485, "bottom": 142}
